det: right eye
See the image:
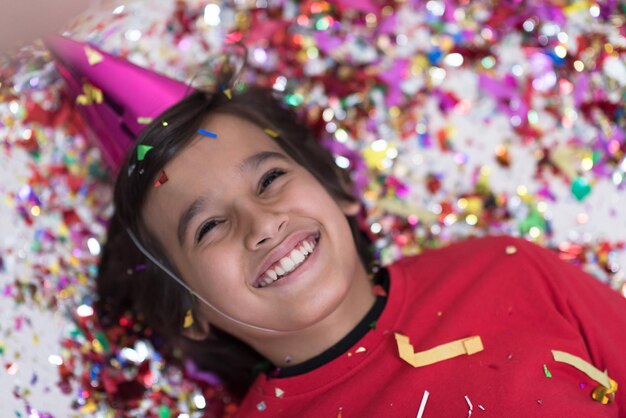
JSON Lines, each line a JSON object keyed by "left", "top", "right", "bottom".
{"left": 196, "top": 219, "right": 222, "bottom": 242}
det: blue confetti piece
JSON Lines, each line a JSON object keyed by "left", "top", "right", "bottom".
{"left": 198, "top": 129, "right": 218, "bottom": 138}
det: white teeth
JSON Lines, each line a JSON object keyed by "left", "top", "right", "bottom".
{"left": 280, "top": 257, "right": 295, "bottom": 272}
{"left": 290, "top": 248, "right": 305, "bottom": 264}
{"left": 257, "top": 237, "right": 318, "bottom": 288}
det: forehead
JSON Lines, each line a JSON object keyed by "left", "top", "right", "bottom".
{"left": 141, "top": 113, "right": 286, "bottom": 226}
{"left": 158, "top": 113, "right": 286, "bottom": 185}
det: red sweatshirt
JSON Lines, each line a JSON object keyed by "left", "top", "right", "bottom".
{"left": 236, "top": 236, "right": 626, "bottom": 417}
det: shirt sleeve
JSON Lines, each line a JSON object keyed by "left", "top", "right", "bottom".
{"left": 514, "top": 237, "right": 626, "bottom": 412}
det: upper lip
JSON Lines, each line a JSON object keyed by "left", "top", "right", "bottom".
{"left": 252, "top": 229, "right": 320, "bottom": 287}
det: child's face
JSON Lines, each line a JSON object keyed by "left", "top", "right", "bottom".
{"left": 142, "top": 114, "right": 364, "bottom": 339}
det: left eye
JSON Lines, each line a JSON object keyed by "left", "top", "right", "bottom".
{"left": 259, "top": 169, "right": 286, "bottom": 193}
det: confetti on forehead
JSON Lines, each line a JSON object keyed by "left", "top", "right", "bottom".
{"left": 263, "top": 128, "right": 279, "bottom": 138}
{"left": 154, "top": 170, "right": 169, "bottom": 187}
{"left": 137, "top": 145, "right": 154, "bottom": 161}
{"left": 197, "top": 129, "right": 218, "bottom": 138}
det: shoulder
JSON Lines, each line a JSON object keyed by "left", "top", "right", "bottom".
{"left": 390, "top": 235, "right": 544, "bottom": 272}
{"left": 387, "top": 235, "right": 566, "bottom": 295}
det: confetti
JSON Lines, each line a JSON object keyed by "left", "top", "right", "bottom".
{"left": 275, "top": 387, "right": 284, "bottom": 398}
{"left": 84, "top": 46, "right": 104, "bottom": 65}
{"left": 464, "top": 395, "right": 473, "bottom": 418}
{"left": 197, "top": 129, "right": 217, "bottom": 138}
{"left": 256, "top": 401, "right": 267, "bottom": 411}
{"left": 505, "top": 245, "right": 517, "bottom": 255}
{"left": 372, "top": 284, "right": 387, "bottom": 296}
{"left": 137, "top": 117, "right": 153, "bottom": 124}
{"left": 137, "top": 145, "right": 153, "bottom": 161}
{"left": 75, "top": 82, "right": 103, "bottom": 105}
{"left": 416, "top": 390, "right": 429, "bottom": 418}
{"left": 2, "top": 0, "right": 624, "bottom": 415}
{"left": 154, "top": 170, "right": 169, "bottom": 187}
{"left": 551, "top": 350, "right": 612, "bottom": 390}
{"left": 222, "top": 87, "right": 232, "bottom": 99}
{"left": 543, "top": 364, "right": 552, "bottom": 378}
{"left": 263, "top": 128, "right": 279, "bottom": 138}
{"left": 395, "top": 333, "right": 484, "bottom": 368}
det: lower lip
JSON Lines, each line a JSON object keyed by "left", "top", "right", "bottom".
{"left": 260, "top": 236, "right": 320, "bottom": 289}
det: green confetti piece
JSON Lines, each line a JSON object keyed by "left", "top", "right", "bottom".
{"left": 571, "top": 176, "right": 592, "bottom": 201}
{"left": 137, "top": 145, "right": 154, "bottom": 161}
{"left": 158, "top": 405, "right": 172, "bottom": 418}
{"left": 543, "top": 364, "right": 552, "bottom": 378}
{"left": 95, "top": 331, "right": 110, "bottom": 353}
{"left": 369, "top": 320, "right": 377, "bottom": 330}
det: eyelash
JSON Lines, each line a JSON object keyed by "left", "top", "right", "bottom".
{"left": 195, "top": 168, "right": 287, "bottom": 243}
{"left": 259, "top": 168, "right": 286, "bottom": 193}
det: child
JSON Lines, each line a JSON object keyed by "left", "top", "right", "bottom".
{"left": 97, "top": 70, "right": 626, "bottom": 417}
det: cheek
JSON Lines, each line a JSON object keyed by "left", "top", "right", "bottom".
{"left": 179, "top": 244, "right": 245, "bottom": 298}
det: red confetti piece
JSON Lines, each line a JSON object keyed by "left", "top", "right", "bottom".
{"left": 154, "top": 171, "right": 169, "bottom": 187}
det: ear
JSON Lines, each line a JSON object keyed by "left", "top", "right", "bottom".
{"left": 339, "top": 198, "right": 360, "bottom": 217}
{"left": 181, "top": 315, "right": 211, "bottom": 341}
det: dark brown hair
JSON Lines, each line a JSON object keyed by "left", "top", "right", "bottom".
{"left": 96, "top": 75, "right": 373, "bottom": 399}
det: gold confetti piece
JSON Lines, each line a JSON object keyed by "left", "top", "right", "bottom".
{"left": 183, "top": 309, "right": 193, "bottom": 328}
{"left": 395, "top": 333, "right": 483, "bottom": 368}
{"left": 76, "top": 82, "right": 103, "bottom": 105}
{"left": 551, "top": 350, "right": 612, "bottom": 389}
{"left": 264, "top": 128, "right": 279, "bottom": 138}
{"left": 80, "top": 400, "right": 98, "bottom": 414}
{"left": 84, "top": 46, "right": 104, "bottom": 65}
{"left": 222, "top": 88, "right": 232, "bottom": 99}
{"left": 137, "top": 117, "right": 153, "bottom": 125}
{"left": 505, "top": 245, "right": 517, "bottom": 254}
{"left": 275, "top": 387, "right": 284, "bottom": 398}
{"left": 592, "top": 378, "right": 618, "bottom": 404}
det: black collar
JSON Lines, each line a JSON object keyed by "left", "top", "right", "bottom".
{"left": 273, "top": 268, "right": 389, "bottom": 378}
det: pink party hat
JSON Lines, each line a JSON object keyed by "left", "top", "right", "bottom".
{"left": 45, "top": 35, "right": 191, "bottom": 171}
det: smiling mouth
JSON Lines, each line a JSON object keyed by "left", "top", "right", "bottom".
{"left": 254, "top": 236, "right": 319, "bottom": 288}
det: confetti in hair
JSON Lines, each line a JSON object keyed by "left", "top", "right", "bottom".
{"left": 263, "top": 128, "right": 279, "bottom": 138}
{"left": 137, "top": 145, "right": 154, "bottom": 161}
{"left": 154, "top": 170, "right": 169, "bottom": 187}
{"left": 221, "top": 87, "right": 232, "bottom": 99}
{"left": 198, "top": 129, "right": 218, "bottom": 138}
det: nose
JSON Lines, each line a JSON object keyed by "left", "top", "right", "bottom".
{"left": 240, "top": 199, "right": 288, "bottom": 250}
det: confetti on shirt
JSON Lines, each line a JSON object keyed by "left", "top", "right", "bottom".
{"left": 395, "top": 333, "right": 484, "bottom": 368}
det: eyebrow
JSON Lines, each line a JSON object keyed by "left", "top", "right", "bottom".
{"left": 177, "top": 151, "right": 290, "bottom": 245}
